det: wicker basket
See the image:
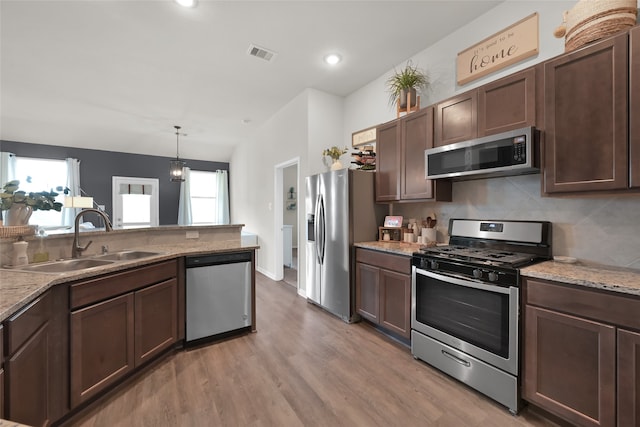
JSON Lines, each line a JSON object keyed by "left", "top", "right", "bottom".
{"left": 0, "top": 225, "right": 36, "bottom": 238}
{"left": 554, "top": 0, "right": 638, "bottom": 52}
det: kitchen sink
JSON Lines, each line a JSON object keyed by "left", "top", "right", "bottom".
{"left": 95, "top": 250, "right": 162, "bottom": 261}
{"left": 14, "top": 258, "right": 115, "bottom": 273}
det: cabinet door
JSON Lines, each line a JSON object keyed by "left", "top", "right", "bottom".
{"left": 71, "top": 293, "right": 135, "bottom": 408}
{"left": 379, "top": 269, "right": 411, "bottom": 339}
{"left": 135, "top": 279, "right": 178, "bottom": 366}
{"left": 618, "top": 328, "right": 640, "bottom": 426}
{"left": 5, "top": 324, "right": 50, "bottom": 427}
{"left": 631, "top": 26, "right": 640, "bottom": 189}
{"left": 544, "top": 33, "right": 628, "bottom": 193}
{"left": 375, "top": 120, "right": 400, "bottom": 201}
{"left": 478, "top": 67, "right": 537, "bottom": 136}
{"left": 401, "top": 107, "right": 433, "bottom": 200}
{"left": 355, "top": 262, "right": 380, "bottom": 323}
{"left": 523, "top": 305, "right": 615, "bottom": 427}
{"left": 434, "top": 90, "right": 477, "bottom": 147}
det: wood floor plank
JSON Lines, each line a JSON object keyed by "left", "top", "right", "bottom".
{"left": 68, "top": 273, "right": 560, "bottom": 427}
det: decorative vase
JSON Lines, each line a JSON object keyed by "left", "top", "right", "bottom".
{"left": 4, "top": 204, "right": 33, "bottom": 226}
{"left": 399, "top": 87, "right": 417, "bottom": 108}
{"left": 330, "top": 158, "right": 343, "bottom": 171}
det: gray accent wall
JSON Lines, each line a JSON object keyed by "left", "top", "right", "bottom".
{"left": 1, "top": 140, "right": 229, "bottom": 225}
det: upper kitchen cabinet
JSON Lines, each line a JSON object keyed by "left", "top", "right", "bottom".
{"left": 434, "top": 66, "right": 540, "bottom": 147}
{"left": 630, "top": 26, "right": 640, "bottom": 189}
{"left": 434, "top": 91, "right": 477, "bottom": 147}
{"left": 477, "top": 67, "right": 538, "bottom": 136}
{"left": 543, "top": 32, "right": 629, "bottom": 194}
{"left": 375, "top": 120, "right": 401, "bottom": 202}
{"left": 376, "top": 108, "right": 452, "bottom": 202}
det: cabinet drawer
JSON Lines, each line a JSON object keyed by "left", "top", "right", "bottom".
{"left": 355, "top": 248, "right": 410, "bottom": 274}
{"left": 71, "top": 260, "right": 177, "bottom": 309}
{"left": 5, "top": 291, "right": 52, "bottom": 356}
{"left": 525, "top": 278, "right": 640, "bottom": 330}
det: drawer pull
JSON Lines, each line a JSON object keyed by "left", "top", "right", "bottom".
{"left": 442, "top": 349, "right": 471, "bottom": 367}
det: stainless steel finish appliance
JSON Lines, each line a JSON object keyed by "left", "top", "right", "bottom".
{"left": 411, "top": 218, "right": 551, "bottom": 414}
{"left": 186, "top": 252, "right": 252, "bottom": 344}
{"left": 425, "top": 126, "right": 539, "bottom": 180}
{"left": 306, "top": 169, "right": 384, "bottom": 322}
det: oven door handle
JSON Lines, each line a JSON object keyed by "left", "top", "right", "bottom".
{"left": 441, "top": 350, "right": 471, "bottom": 367}
{"left": 414, "top": 267, "right": 512, "bottom": 295}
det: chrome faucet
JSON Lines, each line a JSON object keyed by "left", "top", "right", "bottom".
{"left": 72, "top": 208, "right": 113, "bottom": 258}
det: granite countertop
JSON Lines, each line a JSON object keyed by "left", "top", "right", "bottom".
{"left": 521, "top": 260, "right": 640, "bottom": 296}
{"left": 0, "top": 419, "right": 30, "bottom": 427}
{"left": 0, "top": 240, "right": 258, "bottom": 322}
{"left": 354, "top": 241, "right": 422, "bottom": 257}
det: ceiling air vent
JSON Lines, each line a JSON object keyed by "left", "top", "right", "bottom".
{"left": 247, "top": 44, "right": 277, "bottom": 62}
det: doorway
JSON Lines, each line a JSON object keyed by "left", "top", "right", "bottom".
{"left": 282, "top": 163, "right": 298, "bottom": 287}
{"left": 274, "top": 158, "right": 299, "bottom": 290}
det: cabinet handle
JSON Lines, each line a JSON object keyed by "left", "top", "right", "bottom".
{"left": 441, "top": 349, "right": 471, "bottom": 367}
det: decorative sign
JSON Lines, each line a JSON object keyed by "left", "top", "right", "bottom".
{"left": 457, "top": 13, "right": 539, "bottom": 85}
{"left": 352, "top": 126, "right": 376, "bottom": 147}
{"left": 384, "top": 216, "right": 403, "bottom": 228}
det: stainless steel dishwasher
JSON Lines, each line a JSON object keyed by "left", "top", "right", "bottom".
{"left": 185, "top": 251, "right": 252, "bottom": 344}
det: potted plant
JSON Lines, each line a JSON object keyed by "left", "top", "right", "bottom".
{"left": 386, "top": 60, "right": 429, "bottom": 109}
{"left": 322, "top": 146, "right": 349, "bottom": 170}
{"left": 0, "top": 180, "right": 66, "bottom": 226}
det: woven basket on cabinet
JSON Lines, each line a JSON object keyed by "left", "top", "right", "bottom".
{"left": 554, "top": 0, "right": 638, "bottom": 52}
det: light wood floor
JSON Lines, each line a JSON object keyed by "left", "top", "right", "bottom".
{"left": 70, "top": 273, "right": 559, "bottom": 427}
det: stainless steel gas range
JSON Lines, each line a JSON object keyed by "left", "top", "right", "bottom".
{"left": 411, "top": 218, "right": 552, "bottom": 414}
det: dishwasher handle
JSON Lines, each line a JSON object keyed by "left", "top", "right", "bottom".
{"left": 186, "top": 251, "right": 252, "bottom": 268}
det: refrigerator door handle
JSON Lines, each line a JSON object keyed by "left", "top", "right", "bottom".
{"left": 317, "top": 195, "right": 326, "bottom": 265}
{"left": 314, "top": 195, "right": 322, "bottom": 265}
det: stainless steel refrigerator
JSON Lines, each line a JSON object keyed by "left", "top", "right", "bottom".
{"left": 305, "top": 169, "right": 385, "bottom": 322}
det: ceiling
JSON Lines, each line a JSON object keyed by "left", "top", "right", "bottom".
{"left": 1, "top": 0, "right": 503, "bottom": 162}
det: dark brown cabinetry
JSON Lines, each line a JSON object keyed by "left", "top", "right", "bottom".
{"left": 3, "top": 286, "right": 68, "bottom": 427}
{"left": 434, "top": 91, "right": 477, "bottom": 147}
{"left": 630, "top": 26, "right": 640, "bottom": 189}
{"left": 355, "top": 248, "right": 411, "bottom": 339}
{"left": 618, "top": 328, "right": 640, "bottom": 426}
{"left": 70, "top": 260, "right": 178, "bottom": 408}
{"left": 0, "top": 324, "right": 3, "bottom": 420}
{"left": 375, "top": 108, "right": 451, "bottom": 202}
{"left": 375, "top": 120, "right": 400, "bottom": 202}
{"left": 543, "top": 33, "right": 629, "bottom": 194}
{"left": 434, "top": 67, "right": 539, "bottom": 147}
{"left": 523, "top": 277, "right": 640, "bottom": 427}
{"left": 477, "top": 67, "right": 537, "bottom": 136}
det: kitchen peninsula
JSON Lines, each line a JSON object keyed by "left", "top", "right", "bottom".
{"left": 0, "top": 224, "right": 258, "bottom": 427}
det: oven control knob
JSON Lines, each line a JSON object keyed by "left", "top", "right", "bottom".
{"left": 472, "top": 269, "right": 483, "bottom": 279}
{"left": 430, "top": 260, "right": 439, "bottom": 270}
{"left": 488, "top": 271, "right": 499, "bottom": 282}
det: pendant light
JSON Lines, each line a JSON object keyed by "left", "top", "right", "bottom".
{"left": 169, "top": 125, "right": 186, "bottom": 182}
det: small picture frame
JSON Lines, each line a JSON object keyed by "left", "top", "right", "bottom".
{"left": 383, "top": 215, "right": 403, "bottom": 227}
{"left": 286, "top": 201, "right": 296, "bottom": 211}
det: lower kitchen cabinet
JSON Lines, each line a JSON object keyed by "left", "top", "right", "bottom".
{"left": 70, "top": 260, "right": 178, "bottom": 408}
{"left": 355, "top": 248, "right": 411, "bottom": 339}
{"left": 523, "top": 277, "right": 640, "bottom": 427}
{"left": 3, "top": 285, "right": 68, "bottom": 427}
{"left": 617, "top": 328, "right": 640, "bottom": 427}
{"left": 0, "top": 324, "right": 4, "bottom": 419}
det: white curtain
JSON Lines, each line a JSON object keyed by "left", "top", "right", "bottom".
{"left": 177, "top": 167, "right": 192, "bottom": 225}
{"left": 0, "top": 152, "right": 16, "bottom": 188}
{"left": 63, "top": 158, "right": 81, "bottom": 227}
{"left": 216, "top": 169, "right": 230, "bottom": 225}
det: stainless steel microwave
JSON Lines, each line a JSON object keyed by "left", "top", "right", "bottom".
{"left": 425, "top": 126, "right": 539, "bottom": 180}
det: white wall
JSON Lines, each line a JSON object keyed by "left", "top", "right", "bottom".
{"left": 230, "top": 88, "right": 343, "bottom": 294}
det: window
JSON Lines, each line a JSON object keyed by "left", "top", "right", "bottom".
{"left": 190, "top": 170, "right": 218, "bottom": 224}
{"left": 13, "top": 157, "right": 67, "bottom": 228}
{"left": 112, "top": 177, "right": 159, "bottom": 229}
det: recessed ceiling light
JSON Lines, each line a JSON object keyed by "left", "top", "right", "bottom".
{"left": 175, "top": 0, "right": 197, "bottom": 8}
{"left": 324, "top": 54, "right": 342, "bottom": 66}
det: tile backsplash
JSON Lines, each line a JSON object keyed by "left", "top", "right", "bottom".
{"left": 393, "top": 174, "right": 640, "bottom": 270}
